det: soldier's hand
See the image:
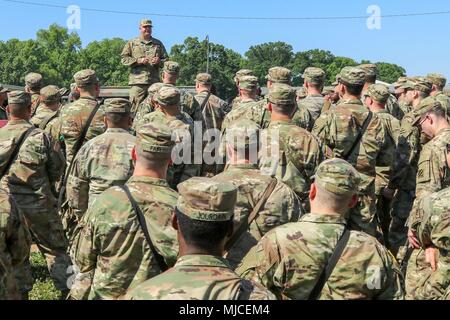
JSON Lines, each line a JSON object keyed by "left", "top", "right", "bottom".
{"left": 137, "top": 57, "right": 150, "bottom": 65}
{"left": 425, "top": 247, "right": 438, "bottom": 271}
{"left": 408, "top": 229, "right": 420, "bottom": 249}
{"left": 151, "top": 56, "right": 161, "bottom": 65}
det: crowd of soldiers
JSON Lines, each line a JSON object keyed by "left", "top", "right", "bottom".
{"left": 0, "top": 18, "right": 450, "bottom": 300}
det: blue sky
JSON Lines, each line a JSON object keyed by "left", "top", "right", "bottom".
{"left": 1, "top": 0, "right": 450, "bottom": 80}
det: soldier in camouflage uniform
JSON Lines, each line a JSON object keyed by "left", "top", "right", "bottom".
{"left": 0, "top": 189, "right": 31, "bottom": 300}
{"left": 231, "top": 69, "right": 256, "bottom": 110}
{"left": 412, "top": 188, "right": 450, "bottom": 300}
{"left": 296, "top": 87, "right": 308, "bottom": 101}
{"left": 359, "top": 64, "right": 403, "bottom": 120}
{"left": 69, "top": 83, "right": 80, "bottom": 103}
{"left": 299, "top": 67, "right": 326, "bottom": 122}
{"left": 132, "top": 82, "right": 164, "bottom": 134}
{"left": 427, "top": 73, "right": 450, "bottom": 118}
{"left": 313, "top": 67, "right": 389, "bottom": 237}
{"left": 69, "top": 122, "right": 179, "bottom": 300}
{"left": 259, "top": 84, "right": 324, "bottom": 208}
{"left": 387, "top": 77, "right": 432, "bottom": 254}
{"left": 121, "top": 19, "right": 168, "bottom": 115}
{"left": 65, "top": 98, "right": 136, "bottom": 241}
{"left": 139, "top": 86, "right": 199, "bottom": 190}
{"left": 30, "top": 85, "right": 62, "bottom": 142}
{"left": 393, "top": 77, "right": 413, "bottom": 117}
{"left": 237, "top": 159, "right": 404, "bottom": 300}
{"left": 24, "top": 72, "right": 43, "bottom": 117}
{"left": 59, "top": 69, "right": 106, "bottom": 166}
{"left": 125, "top": 177, "right": 276, "bottom": 300}
{"left": 213, "top": 120, "right": 302, "bottom": 269}
{"left": 405, "top": 97, "right": 450, "bottom": 299}
{"left": 1, "top": 91, "right": 71, "bottom": 298}
{"left": 363, "top": 84, "right": 400, "bottom": 245}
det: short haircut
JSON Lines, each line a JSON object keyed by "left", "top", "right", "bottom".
{"left": 105, "top": 112, "right": 129, "bottom": 126}
{"left": 418, "top": 91, "right": 429, "bottom": 99}
{"left": 8, "top": 103, "right": 30, "bottom": 117}
{"left": 343, "top": 82, "right": 364, "bottom": 96}
{"left": 176, "top": 209, "right": 233, "bottom": 251}
{"left": 307, "top": 82, "right": 324, "bottom": 91}
{"left": 135, "top": 144, "right": 171, "bottom": 169}
{"left": 314, "top": 183, "right": 355, "bottom": 212}
{"left": 272, "top": 103, "right": 296, "bottom": 117}
{"left": 426, "top": 105, "right": 447, "bottom": 119}
{"left": 366, "top": 75, "right": 377, "bottom": 84}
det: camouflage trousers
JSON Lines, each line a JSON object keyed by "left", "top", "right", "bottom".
{"left": 348, "top": 193, "right": 378, "bottom": 237}
{"left": 389, "top": 189, "right": 415, "bottom": 256}
{"left": 404, "top": 249, "right": 430, "bottom": 299}
{"left": 129, "top": 84, "right": 150, "bottom": 116}
{"left": 376, "top": 193, "right": 393, "bottom": 246}
{"left": 15, "top": 207, "right": 72, "bottom": 294}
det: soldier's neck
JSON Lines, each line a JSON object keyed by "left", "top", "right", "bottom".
{"left": 307, "top": 87, "right": 322, "bottom": 95}
{"left": 43, "top": 103, "right": 59, "bottom": 112}
{"left": 162, "top": 106, "right": 181, "bottom": 117}
{"left": 240, "top": 93, "right": 257, "bottom": 102}
{"left": 133, "top": 163, "right": 167, "bottom": 180}
{"left": 341, "top": 93, "right": 361, "bottom": 101}
{"left": 271, "top": 112, "right": 292, "bottom": 122}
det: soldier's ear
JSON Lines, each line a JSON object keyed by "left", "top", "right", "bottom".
{"left": 171, "top": 212, "right": 179, "bottom": 231}
{"left": 309, "top": 183, "right": 317, "bottom": 201}
{"left": 348, "top": 194, "right": 358, "bottom": 209}
{"left": 131, "top": 147, "right": 137, "bottom": 162}
{"left": 267, "top": 102, "right": 273, "bottom": 112}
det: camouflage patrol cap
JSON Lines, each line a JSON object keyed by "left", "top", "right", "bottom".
{"left": 268, "top": 84, "right": 296, "bottom": 105}
{"left": 70, "top": 83, "right": 78, "bottom": 91}
{"left": 74, "top": 69, "right": 99, "bottom": 88}
{"left": 140, "top": 19, "right": 152, "bottom": 27}
{"left": 394, "top": 77, "right": 408, "bottom": 89}
{"left": 25, "top": 73, "right": 43, "bottom": 90}
{"left": 7, "top": 91, "right": 31, "bottom": 106}
{"left": 410, "top": 77, "right": 432, "bottom": 94}
{"left": 358, "top": 64, "right": 378, "bottom": 79}
{"left": 336, "top": 67, "right": 366, "bottom": 86}
{"left": 226, "top": 119, "right": 260, "bottom": 151}
{"left": 59, "top": 87, "right": 69, "bottom": 97}
{"left": 177, "top": 177, "right": 237, "bottom": 222}
{"left": 155, "top": 86, "right": 181, "bottom": 106}
{"left": 303, "top": 67, "right": 326, "bottom": 84}
{"left": 238, "top": 76, "right": 259, "bottom": 90}
{"left": 413, "top": 97, "right": 443, "bottom": 125}
{"left": 426, "top": 73, "right": 447, "bottom": 88}
{"left": 366, "top": 84, "right": 390, "bottom": 104}
{"left": 136, "top": 121, "right": 175, "bottom": 154}
{"left": 322, "top": 86, "right": 335, "bottom": 95}
{"left": 104, "top": 98, "right": 131, "bottom": 114}
{"left": 266, "top": 67, "right": 292, "bottom": 85}
{"left": 40, "top": 85, "right": 61, "bottom": 103}
{"left": 163, "top": 61, "right": 180, "bottom": 75}
{"left": 296, "top": 87, "right": 308, "bottom": 99}
{"left": 147, "top": 82, "right": 164, "bottom": 95}
{"left": 314, "top": 158, "right": 360, "bottom": 196}
{"left": 196, "top": 73, "right": 212, "bottom": 85}
{"left": 0, "top": 85, "right": 9, "bottom": 94}
{"left": 234, "top": 69, "right": 254, "bottom": 83}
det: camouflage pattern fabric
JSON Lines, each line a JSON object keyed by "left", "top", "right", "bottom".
{"left": 31, "top": 106, "right": 61, "bottom": 142}
{"left": 292, "top": 104, "right": 315, "bottom": 131}
{"left": 298, "top": 94, "right": 325, "bottom": 122}
{"left": 69, "top": 176, "right": 179, "bottom": 300}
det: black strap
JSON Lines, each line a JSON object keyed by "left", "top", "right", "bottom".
{"left": 343, "top": 112, "right": 373, "bottom": 161}
{"left": 200, "top": 92, "right": 212, "bottom": 113}
{"left": 38, "top": 110, "right": 59, "bottom": 130}
{"left": 119, "top": 184, "right": 169, "bottom": 272}
{"left": 0, "top": 127, "right": 35, "bottom": 180}
{"left": 225, "top": 178, "right": 278, "bottom": 253}
{"left": 58, "top": 101, "right": 101, "bottom": 209}
{"left": 309, "top": 229, "right": 351, "bottom": 300}
{"left": 31, "top": 98, "right": 41, "bottom": 118}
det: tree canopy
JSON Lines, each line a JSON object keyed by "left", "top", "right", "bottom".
{"left": 0, "top": 24, "right": 407, "bottom": 100}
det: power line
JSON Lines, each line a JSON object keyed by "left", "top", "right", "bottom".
{"left": 3, "top": 0, "right": 450, "bottom": 21}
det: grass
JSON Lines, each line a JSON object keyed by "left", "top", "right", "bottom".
{"left": 28, "top": 251, "right": 62, "bottom": 300}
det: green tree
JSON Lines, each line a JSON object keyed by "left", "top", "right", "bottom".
{"left": 375, "top": 62, "right": 406, "bottom": 84}
{"left": 243, "top": 42, "right": 294, "bottom": 85}
{"left": 325, "top": 56, "right": 358, "bottom": 85}
{"left": 78, "top": 38, "right": 128, "bottom": 86}
{"left": 291, "top": 49, "right": 335, "bottom": 86}
{"left": 170, "top": 36, "right": 243, "bottom": 100}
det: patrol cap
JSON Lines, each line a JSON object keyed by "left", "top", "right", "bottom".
{"left": 413, "top": 97, "right": 443, "bottom": 125}
{"left": 74, "top": 69, "right": 99, "bottom": 88}
{"left": 365, "top": 84, "right": 390, "bottom": 104}
{"left": 59, "top": 87, "right": 70, "bottom": 97}
{"left": 358, "top": 64, "right": 378, "bottom": 79}
{"left": 155, "top": 86, "right": 181, "bottom": 106}
{"left": 303, "top": 67, "right": 326, "bottom": 84}
{"left": 410, "top": 77, "right": 432, "bottom": 94}
{"left": 314, "top": 158, "right": 361, "bottom": 196}
{"left": 147, "top": 82, "right": 164, "bottom": 95}
{"left": 225, "top": 119, "right": 260, "bottom": 151}
{"left": 393, "top": 77, "right": 408, "bottom": 89}
{"left": 104, "top": 98, "right": 131, "bottom": 114}
{"left": 136, "top": 121, "right": 175, "bottom": 154}
{"left": 196, "top": 73, "right": 212, "bottom": 85}
{"left": 0, "top": 85, "right": 9, "bottom": 94}
{"left": 336, "top": 67, "right": 366, "bottom": 86}
{"left": 238, "top": 75, "right": 259, "bottom": 90}
{"left": 7, "top": 91, "right": 31, "bottom": 106}
{"left": 140, "top": 19, "right": 153, "bottom": 27}
{"left": 268, "top": 84, "right": 296, "bottom": 106}
{"left": 266, "top": 67, "right": 292, "bottom": 85}
{"left": 296, "top": 87, "right": 307, "bottom": 99}
{"left": 25, "top": 73, "right": 43, "bottom": 90}
{"left": 177, "top": 177, "right": 237, "bottom": 222}
{"left": 163, "top": 61, "right": 180, "bottom": 75}
{"left": 40, "top": 85, "right": 61, "bottom": 103}
{"left": 234, "top": 69, "right": 254, "bottom": 83}
{"left": 322, "top": 86, "right": 335, "bottom": 95}
{"left": 426, "top": 73, "right": 447, "bottom": 88}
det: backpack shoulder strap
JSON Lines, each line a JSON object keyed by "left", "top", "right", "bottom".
{"left": 39, "top": 110, "right": 59, "bottom": 131}
{"left": 343, "top": 111, "right": 373, "bottom": 161}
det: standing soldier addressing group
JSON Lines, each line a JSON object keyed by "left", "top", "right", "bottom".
{"left": 0, "top": 91, "right": 71, "bottom": 299}
{"left": 121, "top": 19, "right": 168, "bottom": 115}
